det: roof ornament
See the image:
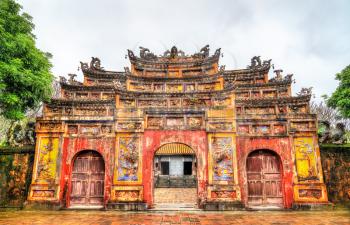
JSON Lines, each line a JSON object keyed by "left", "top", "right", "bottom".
{"left": 249, "top": 56, "right": 262, "bottom": 68}
{"left": 59, "top": 76, "right": 67, "bottom": 83}
{"left": 263, "top": 59, "right": 272, "bottom": 66}
{"left": 68, "top": 73, "right": 78, "bottom": 85}
{"left": 273, "top": 69, "right": 284, "bottom": 81}
{"left": 170, "top": 46, "right": 178, "bottom": 58}
{"left": 296, "top": 87, "right": 313, "bottom": 96}
{"left": 139, "top": 47, "right": 157, "bottom": 60}
{"left": 124, "top": 67, "right": 130, "bottom": 74}
{"left": 214, "top": 48, "right": 221, "bottom": 57}
{"left": 80, "top": 61, "right": 89, "bottom": 71}
{"left": 193, "top": 45, "right": 210, "bottom": 58}
{"left": 90, "top": 57, "right": 104, "bottom": 71}
{"left": 163, "top": 46, "right": 185, "bottom": 58}
{"left": 127, "top": 49, "right": 136, "bottom": 60}
{"left": 219, "top": 65, "right": 226, "bottom": 72}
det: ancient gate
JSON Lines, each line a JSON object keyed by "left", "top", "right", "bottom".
{"left": 246, "top": 150, "right": 283, "bottom": 207}
{"left": 153, "top": 143, "right": 197, "bottom": 207}
{"left": 70, "top": 150, "right": 105, "bottom": 207}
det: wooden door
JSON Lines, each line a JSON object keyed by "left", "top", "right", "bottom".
{"left": 247, "top": 150, "right": 283, "bottom": 206}
{"left": 70, "top": 151, "right": 105, "bottom": 206}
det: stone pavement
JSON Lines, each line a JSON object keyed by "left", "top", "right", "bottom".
{"left": 0, "top": 210, "right": 349, "bottom": 225}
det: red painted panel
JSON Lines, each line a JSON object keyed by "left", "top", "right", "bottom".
{"left": 236, "top": 137, "right": 294, "bottom": 208}
{"left": 142, "top": 130, "right": 208, "bottom": 208}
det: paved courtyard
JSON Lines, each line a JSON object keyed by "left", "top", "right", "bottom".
{"left": 0, "top": 210, "right": 349, "bottom": 225}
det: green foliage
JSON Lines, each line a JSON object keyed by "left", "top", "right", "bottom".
{"left": 327, "top": 65, "right": 350, "bottom": 118}
{"left": 0, "top": 0, "right": 53, "bottom": 120}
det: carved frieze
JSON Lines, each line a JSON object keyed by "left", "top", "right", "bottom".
{"left": 187, "top": 117, "right": 202, "bottom": 129}
{"left": 147, "top": 117, "right": 163, "bottom": 129}
{"left": 117, "top": 122, "right": 142, "bottom": 131}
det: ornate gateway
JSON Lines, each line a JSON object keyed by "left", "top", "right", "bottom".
{"left": 28, "top": 45, "right": 328, "bottom": 210}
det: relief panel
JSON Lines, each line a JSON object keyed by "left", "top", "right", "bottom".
{"left": 294, "top": 137, "right": 319, "bottom": 182}
{"left": 114, "top": 135, "right": 142, "bottom": 184}
{"left": 147, "top": 117, "right": 164, "bottom": 129}
{"left": 208, "top": 135, "right": 236, "bottom": 185}
{"left": 35, "top": 137, "right": 60, "bottom": 182}
{"left": 112, "top": 186, "right": 143, "bottom": 202}
{"left": 166, "top": 84, "right": 182, "bottom": 92}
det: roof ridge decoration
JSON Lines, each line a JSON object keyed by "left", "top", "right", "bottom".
{"left": 269, "top": 69, "right": 294, "bottom": 83}
{"left": 80, "top": 57, "right": 105, "bottom": 72}
{"left": 247, "top": 56, "right": 272, "bottom": 69}
{"left": 127, "top": 45, "right": 221, "bottom": 61}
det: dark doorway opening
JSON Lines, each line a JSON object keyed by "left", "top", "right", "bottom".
{"left": 161, "top": 161, "right": 169, "bottom": 175}
{"left": 184, "top": 161, "right": 192, "bottom": 175}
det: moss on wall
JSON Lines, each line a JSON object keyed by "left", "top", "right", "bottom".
{"left": 0, "top": 146, "right": 34, "bottom": 208}
{"left": 320, "top": 144, "right": 350, "bottom": 203}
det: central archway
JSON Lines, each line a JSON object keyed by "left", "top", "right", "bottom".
{"left": 153, "top": 143, "right": 197, "bottom": 208}
{"left": 70, "top": 150, "right": 105, "bottom": 207}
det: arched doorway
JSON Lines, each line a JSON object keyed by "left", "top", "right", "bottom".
{"left": 153, "top": 143, "right": 197, "bottom": 208}
{"left": 246, "top": 150, "right": 283, "bottom": 207}
{"left": 70, "top": 150, "right": 105, "bottom": 207}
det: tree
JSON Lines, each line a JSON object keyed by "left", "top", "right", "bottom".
{"left": 327, "top": 65, "right": 350, "bottom": 118}
{"left": 0, "top": 0, "right": 53, "bottom": 120}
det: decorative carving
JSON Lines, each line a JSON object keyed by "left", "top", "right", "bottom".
{"left": 80, "top": 126, "right": 99, "bottom": 135}
{"left": 124, "top": 67, "right": 130, "bottom": 74}
{"left": 248, "top": 56, "right": 261, "bottom": 68}
{"left": 214, "top": 48, "right": 221, "bottom": 57}
{"left": 113, "top": 80, "right": 125, "bottom": 90}
{"left": 68, "top": 74, "right": 78, "bottom": 85}
{"left": 166, "top": 117, "right": 184, "bottom": 128}
{"left": 114, "top": 190, "right": 140, "bottom": 202}
{"left": 117, "top": 122, "right": 142, "bottom": 130}
{"left": 299, "top": 189, "right": 322, "bottom": 199}
{"left": 147, "top": 117, "right": 163, "bottom": 129}
{"left": 208, "top": 122, "right": 233, "bottom": 131}
{"left": 101, "top": 125, "right": 112, "bottom": 134}
{"left": 211, "top": 137, "right": 234, "bottom": 182}
{"left": 120, "top": 99, "right": 135, "bottom": 107}
{"left": 238, "top": 125, "right": 249, "bottom": 134}
{"left": 193, "top": 45, "right": 210, "bottom": 58}
{"left": 127, "top": 49, "right": 136, "bottom": 60}
{"left": 273, "top": 124, "right": 286, "bottom": 134}
{"left": 139, "top": 47, "right": 157, "bottom": 60}
{"left": 90, "top": 57, "right": 104, "bottom": 71}
{"left": 36, "top": 137, "right": 59, "bottom": 181}
{"left": 297, "top": 87, "right": 313, "bottom": 96}
{"left": 67, "top": 125, "right": 78, "bottom": 134}
{"left": 32, "top": 190, "right": 55, "bottom": 198}
{"left": 79, "top": 61, "right": 89, "bottom": 71}
{"left": 59, "top": 76, "right": 67, "bottom": 83}
{"left": 211, "top": 190, "right": 236, "bottom": 199}
{"left": 169, "top": 99, "right": 181, "bottom": 107}
{"left": 253, "top": 125, "right": 270, "bottom": 134}
{"left": 294, "top": 137, "right": 319, "bottom": 182}
{"left": 188, "top": 117, "right": 202, "bottom": 128}
{"left": 117, "top": 136, "right": 140, "bottom": 182}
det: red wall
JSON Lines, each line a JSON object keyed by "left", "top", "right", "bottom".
{"left": 236, "top": 137, "right": 294, "bottom": 208}
{"left": 59, "top": 137, "right": 115, "bottom": 207}
{"left": 142, "top": 130, "right": 208, "bottom": 208}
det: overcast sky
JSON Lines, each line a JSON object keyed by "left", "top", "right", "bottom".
{"left": 17, "top": 0, "right": 350, "bottom": 100}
